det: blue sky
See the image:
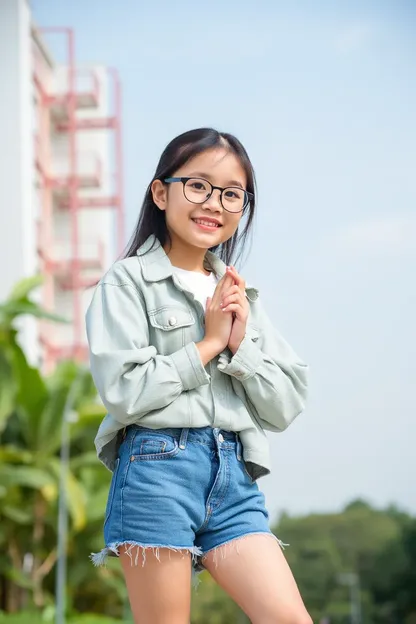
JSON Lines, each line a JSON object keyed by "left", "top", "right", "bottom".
{"left": 32, "top": 0, "right": 416, "bottom": 521}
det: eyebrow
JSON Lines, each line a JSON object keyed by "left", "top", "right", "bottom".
{"left": 186, "top": 171, "right": 245, "bottom": 189}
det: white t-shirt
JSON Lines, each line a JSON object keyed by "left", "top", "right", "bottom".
{"left": 173, "top": 267, "right": 218, "bottom": 311}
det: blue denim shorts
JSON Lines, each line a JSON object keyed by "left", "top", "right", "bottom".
{"left": 91, "top": 425, "right": 277, "bottom": 572}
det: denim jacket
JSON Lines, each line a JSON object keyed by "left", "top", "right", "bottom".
{"left": 85, "top": 235, "right": 308, "bottom": 481}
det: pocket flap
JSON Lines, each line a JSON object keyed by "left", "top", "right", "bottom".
{"left": 148, "top": 306, "right": 195, "bottom": 331}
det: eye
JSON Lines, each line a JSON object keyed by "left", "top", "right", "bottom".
{"left": 224, "top": 188, "right": 244, "bottom": 200}
{"left": 186, "top": 178, "right": 210, "bottom": 192}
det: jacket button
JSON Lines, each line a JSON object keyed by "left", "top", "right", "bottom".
{"left": 218, "top": 433, "right": 224, "bottom": 443}
{"left": 168, "top": 317, "right": 177, "bottom": 326}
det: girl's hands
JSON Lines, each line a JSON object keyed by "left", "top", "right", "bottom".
{"left": 221, "top": 266, "right": 249, "bottom": 354}
{"left": 196, "top": 272, "right": 234, "bottom": 365}
{"left": 196, "top": 266, "right": 249, "bottom": 365}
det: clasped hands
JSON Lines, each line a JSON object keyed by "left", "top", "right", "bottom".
{"left": 204, "top": 266, "right": 249, "bottom": 356}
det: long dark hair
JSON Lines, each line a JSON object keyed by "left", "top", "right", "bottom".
{"left": 122, "top": 128, "right": 257, "bottom": 266}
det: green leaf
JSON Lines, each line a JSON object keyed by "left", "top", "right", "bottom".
{"left": 70, "top": 451, "right": 101, "bottom": 471}
{"left": 36, "top": 362, "right": 80, "bottom": 455}
{"left": 8, "top": 340, "right": 48, "bottom": 449}
{"left": 1, "top": 504, "right": 33, "bottom": 524}
{"left": 0, "top": 614, "right": 44, "bottom": 624}
{"left": 0, "top": 465, "right": 55, "bottom": 489}
{"left": 0, "top": 349, "right": 17, "bottom": 432}
{"left": 48, "top": 458, "right": 87, "bottom": 531}
{"left": 0, "top": 300, "right": 68, "bottom": 324}
{"left": 67, "top": 469, "right": 87, "bottom": 531}
{"left": 0, "top": 445, "right": 34, "bottom": 464}
{"left": 68, "top": 616, "right": 124, "bottom": 624}
{"left": 7, "top": 275, "right": 44, "bottom": 301}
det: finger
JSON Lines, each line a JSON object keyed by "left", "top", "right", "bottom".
{"left": 213, "top": 272, "right": 234, "bottom": 303}
{"left": 211, "top": 276, "right": 227, "bottom": 304}
{"left": 222, "top": 272, "right": 235, "bottom": 290}
{"left": 228, "top": 267, "right": 246, "bottom": 290}
{"left": 220, "top": 286, "right": 240, "bottom": 303}
{"left": 226, "top": 266, "right": 245, "bottom": 290}
{"left": 220, "top": 292, "right": 243, "bottom": 308}
{"left": 221, "top": 303, "right": 247, "bottom": 320}
{"left": 206, "top": 296, "right": 212, "bottom": 311}
{"left": 222, "top": 284, "right": 240, "bottom": 295}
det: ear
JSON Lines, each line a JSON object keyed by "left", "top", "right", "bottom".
{"left": 151, "top": 179, "right": 168, "bottom": 211}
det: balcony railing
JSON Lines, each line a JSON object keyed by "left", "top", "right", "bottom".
{"left": 48, "top": 152, "right": 102, "bottom": 190}
{"left": 49, "top": 67, "right": 100, "bottom": 114}
{"left": 37, "top": 236, "right": 105, "bottom": 277}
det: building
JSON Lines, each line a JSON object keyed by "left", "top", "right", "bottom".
{"left": 0, "top": 0, "right": 124, "bottom": 372}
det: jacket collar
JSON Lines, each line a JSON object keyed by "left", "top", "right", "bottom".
{"left": 136, "top": 235, "right": 259, "bottom": 301}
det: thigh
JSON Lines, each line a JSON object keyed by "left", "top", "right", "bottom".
{"left": 202, "top": 534, "right": 312, "bottom": 624}
{"left": 120, "top": 546, "right": 192, "bottom": 624}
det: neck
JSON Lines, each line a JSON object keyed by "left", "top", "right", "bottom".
{"left": 164, "top": 236, "right": 209, "bottom": 274}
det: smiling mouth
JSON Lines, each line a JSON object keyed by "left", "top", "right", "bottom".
{"left": 191, "top": 218, "right": 222, "bottom": 229}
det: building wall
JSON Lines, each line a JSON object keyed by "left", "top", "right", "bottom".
{"left": 0, "top": 0, "right": 39, "bottom": 364}
{"left": 0, "top": 1, "right": 122, "bottom": 370}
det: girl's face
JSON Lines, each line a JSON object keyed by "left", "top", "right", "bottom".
{"left": 152, "top": 147, "right": 247, "bottom": 252}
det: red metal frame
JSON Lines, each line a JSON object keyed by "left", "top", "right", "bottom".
{"left": 33, "top": 27, "right": 124, "bottom": 369}
{"left": 56, "top": 67, "right": 124, "bottom": 256}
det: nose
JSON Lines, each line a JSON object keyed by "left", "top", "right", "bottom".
{"left": 202, "top": 188, "right": 222, "bottom": 212}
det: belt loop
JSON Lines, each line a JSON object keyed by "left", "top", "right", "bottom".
{"left": 179, "top": 428, "right": 189, "bottom": 450}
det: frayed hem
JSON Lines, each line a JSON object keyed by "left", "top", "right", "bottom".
{"left": 90, "top": 541, "right": 203, "bottom": 568}
{"left": 200, "top": 532, "right": 288, "bottom": 569}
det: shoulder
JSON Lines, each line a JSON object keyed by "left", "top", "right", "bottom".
{"left": 99, "top": 256, "right": 145, "bottom": 291}
{"left": 86, "top": 257, "right": 147, "bottom": 323}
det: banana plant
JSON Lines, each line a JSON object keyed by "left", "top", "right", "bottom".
{"left": 0, "top": 276, "right": 106, "bottom": 611}
{"left": 0, "top": 275, "right": 65, "bottom": 434}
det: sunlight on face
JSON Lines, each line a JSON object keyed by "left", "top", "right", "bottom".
{"left": 164, "top": 147, "right": 247, "bottom": 251}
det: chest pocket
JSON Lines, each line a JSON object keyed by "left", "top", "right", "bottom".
{"left": 148, "top": 305, "right": 197, "bottom": 353}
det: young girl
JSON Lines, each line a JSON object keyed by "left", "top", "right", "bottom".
{"left": 86, "top": 128, "right": 311, "bottom": 624}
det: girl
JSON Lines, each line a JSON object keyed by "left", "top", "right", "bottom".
{"left": 86, "top": 128, "right": 311, "bottom": 624}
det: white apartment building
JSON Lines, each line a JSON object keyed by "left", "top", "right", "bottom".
{"left": 0, "top": 0, "right": 124, "bottom": 372}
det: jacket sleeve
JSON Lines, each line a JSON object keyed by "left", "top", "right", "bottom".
{"left": 85, "top": 280, "right": 210, "bottom": 425}
{"left": 217, "top": 300, "right": 308, "bottom": 432}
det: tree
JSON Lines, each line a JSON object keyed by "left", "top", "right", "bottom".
{"left": 273, "top": 500, "right": 410, "bottom": 623}
{"left": 0, "top": 277, "right": 111, "bottom": 614}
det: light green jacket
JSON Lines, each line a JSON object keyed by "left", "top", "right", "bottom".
{"left": 86, "top": 235, "right": 308, "bottom": 481}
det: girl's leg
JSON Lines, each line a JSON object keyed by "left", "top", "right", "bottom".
{"left": 202, "top": 534, "right": 312, "bottom": 624}
{"left": 120, "top": 546, "right": 192, "bottom": 624}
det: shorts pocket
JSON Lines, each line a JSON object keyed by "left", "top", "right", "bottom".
{"left": 131, "top": 429, "right": 180, "bottom": 461}
{"left": 241, "top": 460, "right": 255, "bottom": 485}
{"left": 104, "top": 457, "right": 120, "bottom": 527}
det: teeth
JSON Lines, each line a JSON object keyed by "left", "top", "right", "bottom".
{"left": 193, "top": 219, "right": 219, "bottom": 227}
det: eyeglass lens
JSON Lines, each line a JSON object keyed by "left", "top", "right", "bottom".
{"left": 183, "top": 178, "right": 246, "bottom": 212}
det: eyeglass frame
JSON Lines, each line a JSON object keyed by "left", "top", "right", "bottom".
{"left": 163, "top": 177, "right": 254, "bottom": 213}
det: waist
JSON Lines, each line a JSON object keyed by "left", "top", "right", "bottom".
{"left": 124, "top": 425, "right": 237, "bottom": 448}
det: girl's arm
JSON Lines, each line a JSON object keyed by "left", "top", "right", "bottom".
{"left": 86, "top": 279, "right": 210, "bottom": 426}
{"left": 218, "top": 300, "right": 308, "bottom": 432}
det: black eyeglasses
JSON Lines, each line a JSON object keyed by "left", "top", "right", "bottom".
{"left": 163, "top": 177, "right": 253, "bottom": 213}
